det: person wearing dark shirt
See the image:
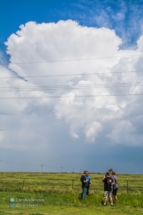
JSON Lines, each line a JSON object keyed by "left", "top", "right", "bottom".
{"left": 102, "top": 172, "right": 114, "bottom": 206}
{"left": 80, "top": 170, "right": 88, "bottom": 200}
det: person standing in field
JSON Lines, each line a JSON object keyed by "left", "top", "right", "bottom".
{"left": 102, "top": 172, "right": 114, "bottom": 206}
{"left": 108, "top": 168, "right": 113, "bottom": 175}
{"left": 108, "top": 168, "right": 114, "bottom": 192}
{"left": 80, "top": 170, "right": 88, "bottom": 200}
{"left": 112, "top": 171, "right": 118, "bottom": 202}
{"left": 85, "top": 171, "right": 92, "bottom": 195}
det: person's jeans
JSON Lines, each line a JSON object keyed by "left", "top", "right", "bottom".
{"left": 81, "top": 187, "right": 87, "bottom": 199}
{"left": 86, "top": 185, "right": 90, "bottom": 195}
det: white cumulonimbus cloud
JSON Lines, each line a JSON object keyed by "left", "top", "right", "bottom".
{"left": 0, "top": 20, "right": 143, "bottom": 148}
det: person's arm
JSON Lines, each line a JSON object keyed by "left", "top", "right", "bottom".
{"left": 111, "top": 178, "right": 115, "bottom": 186}
{"left": 102, "top": 175, "right": 106, "bottom": 182}
{"left": 89, "top": 176, "right": 92, "bottom": 184}
{"left": 83, "top": 176, "right": 87, "bottom": 183}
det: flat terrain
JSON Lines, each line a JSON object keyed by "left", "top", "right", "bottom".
{"left": 0, "top": 172, "right": 143, "bottom": 215}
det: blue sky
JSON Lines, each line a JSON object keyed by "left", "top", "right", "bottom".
{"left": 1, "top": 0, "right": 143, "bottom": 49}
{"left": 0, "top": 0, "right": 143, "bottom": 173}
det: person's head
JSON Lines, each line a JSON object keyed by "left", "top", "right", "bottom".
{"left": 83, "top": 170, "right": 86, "bottom": 175}
{"left": 112, "top": 171, "right": 116, "bottom": 176}
{"left": 108, "top": 168, "right": 113, "bottom": 174}
{"left": 86, "top": 171, "right": 89, "bottom": 176}
{"left": 105, "top": 172, "right": 110, "bottom": 177}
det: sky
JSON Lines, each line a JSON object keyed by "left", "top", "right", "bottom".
{"left": 0, "top": 0, "right": 143, "bottom": 174}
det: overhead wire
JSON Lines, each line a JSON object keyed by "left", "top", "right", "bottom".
{"left": 0, "top": 93, "right": 143, "bottom": 99}
{"left": 0, "top": 54, "right": 143, "bottom": 98}
{"left": 0, "top": 53, "right": 143, "bottom": 79}
{"left": 0, "top": 82, "right": 143, "bottom": 92}
{"left": 0, "top": 160, "right": 40, "bottom": 166}
{"left": 0, "top": 53, "right": 143, "bottom": 66}
{"left": 0, "top": 82, "right": 143, "bottom": 98}
{"left": 0, "top": 160, "right": 74, "bottom": 170}
{"left": 0, "top": 70, "right": 143, "bottom": 79}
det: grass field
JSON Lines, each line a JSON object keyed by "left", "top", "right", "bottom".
{"left": 0, "top": 172, "right": 143, "bottom": 215}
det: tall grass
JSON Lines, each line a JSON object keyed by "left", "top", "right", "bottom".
{"left": 0, "top": 172, "right": 143, "bottom": 194}
{"left": 0, "top": 172, "right": 143, "bottom": 215}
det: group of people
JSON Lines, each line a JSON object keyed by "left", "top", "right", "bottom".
{"left": 102, "top": 168, "right": 118, "bottom": 206}
{"left": 80, "top": 168, "right": 118, "bottom": 206}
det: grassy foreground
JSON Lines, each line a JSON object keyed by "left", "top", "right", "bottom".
{"left": 0, "top": 191, "right": 143, "bottom": 215}
{"left": 1, "top": 205, "right": 143, "bottom": 215}
{"left": 0, "top": 172, "right": 143, "bottom": 214}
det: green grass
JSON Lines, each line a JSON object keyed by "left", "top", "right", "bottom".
{"left": 0, "top": 191, "right": 143, "bottom": 215}
{"left": 0, "top": 172, "right": 143, "bottom": 214}
{"left": 1, "top": 172, "right": 143, "bottom": 193}
{"left": 1, "top": 206, "right": 143, "bottom": 215}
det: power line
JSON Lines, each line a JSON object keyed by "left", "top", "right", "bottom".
{"left": 0, "top": 93, "right": 143, "bottom": 99}
{"left": 0, "top": 70, "right": 143, "bottom": 79}
{"left": 0, "top": 160, "right": 71, "bottom": 169}
{"left": 0, "top": 83, "right": 143, "bottom": 92}
{"left": 0, "top": 160, "right": 39, "bottom": 166}
{"left": 0, "top": 54, "right": 143, "bottom": 66}
{"left": 0, "top": 81, "right": 142, "bottom": 88}
{"left": 0, "top": 81, "right": 142, "bottom": 89}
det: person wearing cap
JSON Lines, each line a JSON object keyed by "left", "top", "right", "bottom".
{"left": 102, "top": 172, "right": 114, "bottom": 206}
